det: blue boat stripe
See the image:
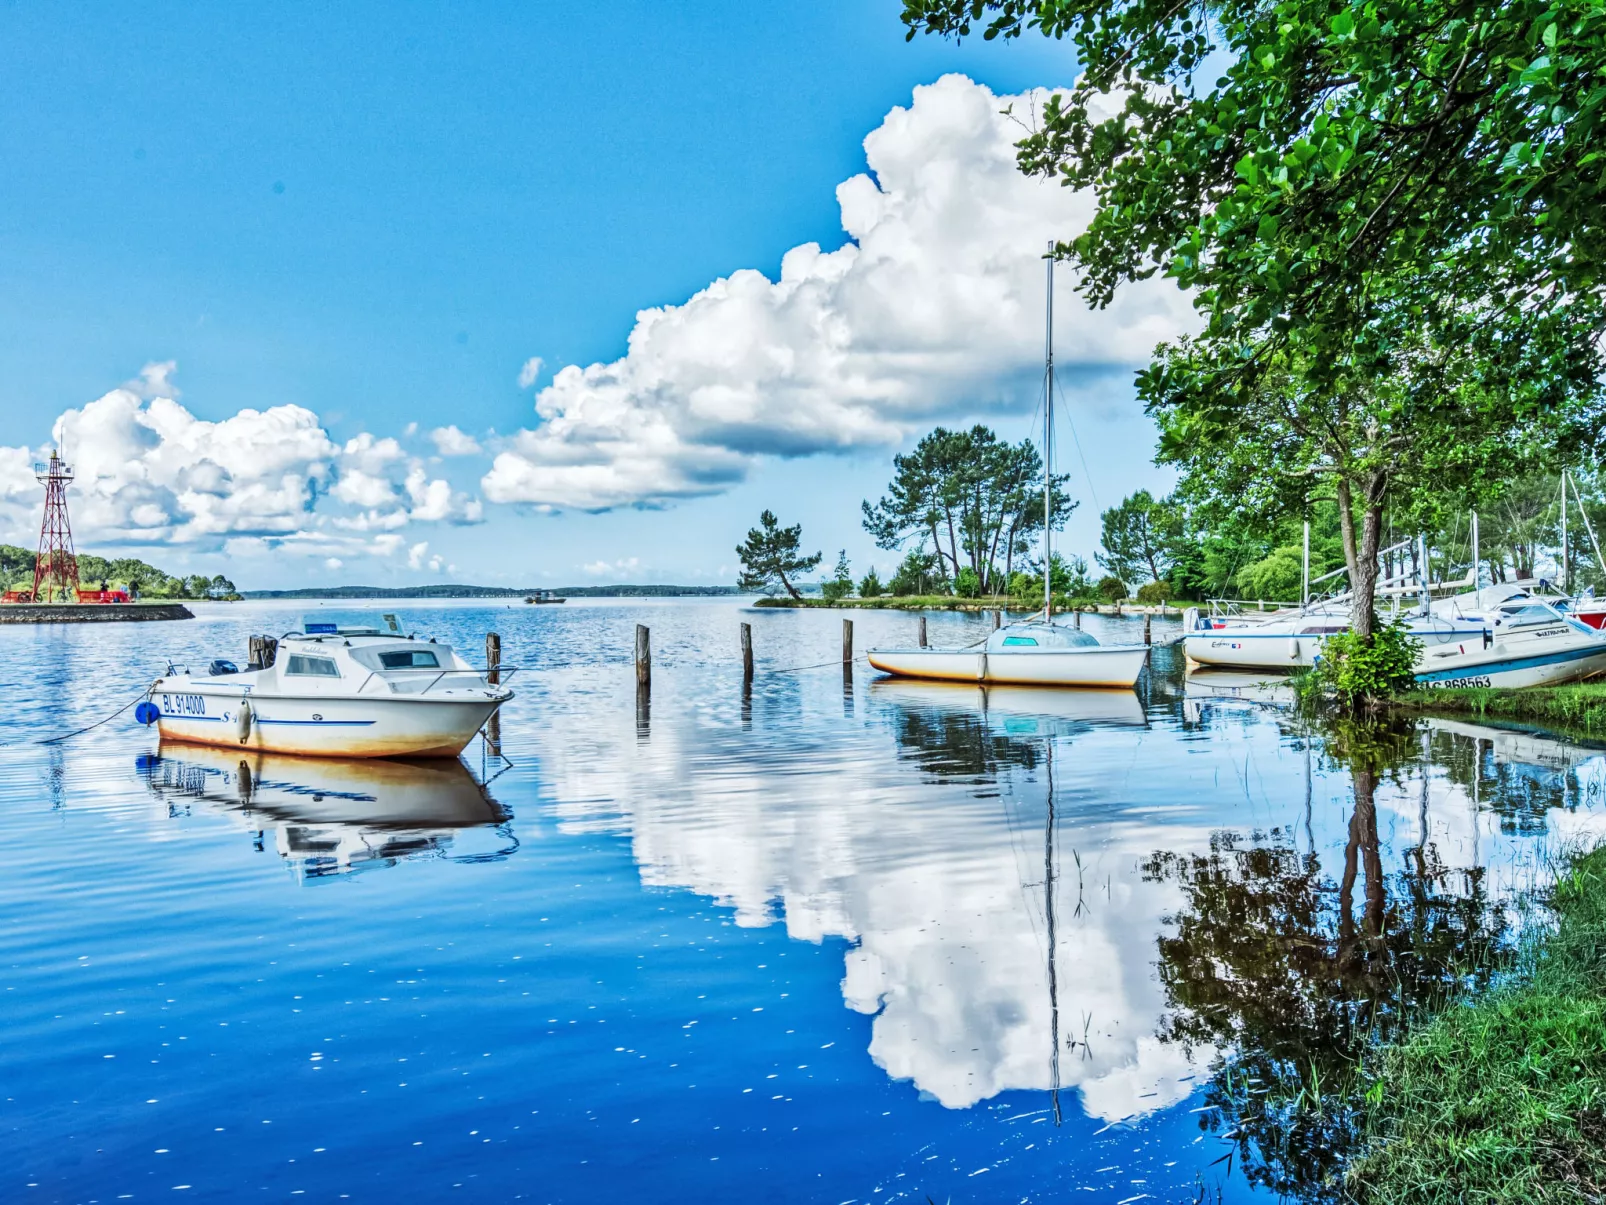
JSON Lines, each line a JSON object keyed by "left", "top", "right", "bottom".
{"left": 1415, "top": 644, "right": 1606, "bottom": 682}
{"left": 255, "top": 719, "right": 377, "bottom": 726}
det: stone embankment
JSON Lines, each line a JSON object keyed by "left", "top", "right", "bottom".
{"left": 0, "top": 603, "right": 194, "bottom": 624}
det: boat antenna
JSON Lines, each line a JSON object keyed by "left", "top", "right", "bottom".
{"left": 1043, "top": 241, "right": 1054, "bottom": 622}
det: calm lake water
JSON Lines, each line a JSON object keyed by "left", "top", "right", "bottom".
{"left": 2, "top": 599, "right": 1602, "bottom": 1203}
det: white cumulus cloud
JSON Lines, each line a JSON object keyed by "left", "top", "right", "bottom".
{"left": 430, "top": 425, "right": 483, "bottom": 457}
{"left": 483, "top": 74, "right": 1195, "bottom": 511}
{"left": 0, "top": 364, "right": 486, "bottom": 566}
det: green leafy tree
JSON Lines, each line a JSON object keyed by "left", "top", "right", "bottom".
{"left": 903, "top": 0, "right": 1606, "bottom": 652}
{"left": 863, "top": 425, "right": 1071, "bottom": 592}
{"left": 736, "top": 510, "right": 822, "bottom": 601}
{"left": 858, "top": 567, "right": 885, "bottom": 598}
{"left": 1097, "top": 489, "right": 1178, "bottom": 584}
{"left": 821, "top": 550, "right": 854, "bottom": 603}
{"left": 888, "top": 549, "right": 943, "bottom": 596}
{"left": 1096, "top": 574, "right": 1127, "bottom": 602}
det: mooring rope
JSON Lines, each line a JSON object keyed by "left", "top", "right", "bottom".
{"left": 10, "top": 688, "right": 151, "bottom": 748}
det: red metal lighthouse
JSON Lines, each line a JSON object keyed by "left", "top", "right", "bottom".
{"left": 31, "top": 452, "right": 80, "bottom": 604}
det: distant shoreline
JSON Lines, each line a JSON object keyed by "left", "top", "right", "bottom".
{"left": 241, "top": 584, "right": 741, "bottom": 600}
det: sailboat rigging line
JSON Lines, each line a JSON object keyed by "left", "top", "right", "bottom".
{"left": 1045, "top": 733, "right": 1063, "bottom": 1127}
{"left": 1051, "top": 373, "right": 1102, "bottom": 516}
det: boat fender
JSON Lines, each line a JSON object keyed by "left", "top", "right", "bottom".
{"left": 1483, "top": 628, "right": 1493, "bottom": 649}
{"left": 237, "top": 700, "right": 254, "bottom": 745}
{"left": 977, "top": 652, "right": 989, "bottom": 682}
{"left": 1288, "top": 638, "right": 1300, "bottom": 660}
{"left": 134, "top": 700, "right": 159, "bottom": 726}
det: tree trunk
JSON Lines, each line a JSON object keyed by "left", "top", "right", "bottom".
{"left": 778, "top": 571, "right": 801, "bottom": 601}
{"left": 1337, "top": 474, "right": 1386, "bottom": 642}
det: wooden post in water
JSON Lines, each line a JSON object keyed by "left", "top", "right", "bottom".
{"left": 994, "top": 610, "right": 1002, "bottom": 630}
{"left": 1074, "top": 609, "right": 1081, "bottom": 629}
{"left": 1143, "top": 613, "right": 1152, "bottom": 645}
{"left": 485, "top": 631, "right": 502, "bottom": 753}
{"left": 918, "top": 615, "right": 927, "bottom": 648}
{"left": 740, "top": 622, "right": 754, "bottom": 680}
{"left": 842, "top": 619, "right": 853, "bottom": 666}
{"left": 635, "top": 624, "right": 651, "bottom": 688}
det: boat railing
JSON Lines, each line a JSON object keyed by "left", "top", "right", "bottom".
{"left": 354, "top": 667, "right": 521, "bottom": 695}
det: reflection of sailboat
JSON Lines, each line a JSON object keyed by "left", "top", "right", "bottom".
{"left": 137, "top": 746, "right": 514, "bottom": 876}
{"left": 1183, "top": 669, "right": 1298, "bottom": 707}
{"left": 869, "top": 679, "right": 1147, "bottom": 735}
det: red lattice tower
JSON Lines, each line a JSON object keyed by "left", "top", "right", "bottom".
{"left": 32, "top": 452, "right": 80, "bottom": 603}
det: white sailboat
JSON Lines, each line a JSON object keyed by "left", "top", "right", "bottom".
{"left": 866, "top": 245, "right": 1150, "bottom": 690}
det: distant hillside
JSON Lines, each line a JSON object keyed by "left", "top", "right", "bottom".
{"left": 242, "top": 583, "right": 741, "bottom": 599}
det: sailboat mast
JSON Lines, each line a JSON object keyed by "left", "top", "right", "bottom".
{"left": 1044, "top": 242, "right": 1054, "bottom": 621}
{"left": 1562, "top": 474, "right": 1569, "bottom": 591}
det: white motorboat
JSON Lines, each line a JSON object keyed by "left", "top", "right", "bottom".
{"left": 1414, "top": 597, "right": 1606, "bottom": 689}
{"left": 866, "top": 245, "right": 1149, "bottom": 691}
{"left": 137, "top": 619, "right": 513, "bottom": 758}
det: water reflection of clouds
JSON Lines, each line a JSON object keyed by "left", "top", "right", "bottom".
{"left": 531, "top": 676, "right": 1606, "bottom": 1126}
{"left": 539, "top": 679, "right": 1220, "bottom": 1120}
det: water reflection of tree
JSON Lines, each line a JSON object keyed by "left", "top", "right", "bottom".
{"left": 1145, "top": 716, "right": 1518, "bottom": 1199}
{"left": 886, "top": 706, "right": 1041, "bottom": 780}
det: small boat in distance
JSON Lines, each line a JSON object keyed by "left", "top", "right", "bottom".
{"left": 524, "top": 590, "right": 566, "bottom": 604}
{"left": 137, "top": 617, "right": 513, "bottom": 758}
{"left": 866, "top": 245, "right": 1149, "bottom": 690}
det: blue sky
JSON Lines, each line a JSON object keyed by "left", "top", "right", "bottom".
{"left": 0, "top": 2, "right": 1179, "bottom": 586}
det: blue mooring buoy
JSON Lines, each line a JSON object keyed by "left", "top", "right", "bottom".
{"left": 134, "top": 701, "right": 159, "bottom": 726}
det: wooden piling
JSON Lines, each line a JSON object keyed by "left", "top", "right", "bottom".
{"left": 740, "top": 622, "right": 754, "bottom": 679}
{"left": 635, "top": 624, "right": 651, "bottom": 687}
{"left": 993, "top": 610, "right": 1002, "bottom": 630}
{"left": 918, "top": 615, "right": 927, "bottom": 648}
{"left": 1074, "top": 609, "right": 1081, "bottom": 629}
{"left": 484, "top": 632, "right": 502, "bottom": 753}
{"left": 1143, "top": 614, "right": 1152, "bottom": 645}
{"left": 842, "top": 618, "right": 853, "bottom": 666}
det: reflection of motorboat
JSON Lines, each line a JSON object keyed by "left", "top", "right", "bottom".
{"left": 869, "top": 678, "right": 1147, "bottom": 733}
{"left": 140, "top": 620, "right": 513, "bottom": 758}
{"left": 137, "top": 745, "right": 513, "bottom": 877}
{"left": 1424, "top": 717, "right": 1604, "bottom": 774}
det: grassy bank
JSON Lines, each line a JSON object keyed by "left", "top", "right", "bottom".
{"left": 1348, "top": 847, "right": 1606, "bottom": 1202}
{"left": 1393, "top": 682, "right": 1606, "bottom": 734}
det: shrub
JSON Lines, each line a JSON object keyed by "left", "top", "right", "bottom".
{"left": 1309, "top": 621, "right": 1421, "bottom": 706}
{"left": 821, "top": 578, "right": 852, "bottom": 603}
{"left": 858, "top": 568, "right": 884, "bottom": 598}
{"left": 1135, "top": 581, "right": 1168, "bottom": 605}
{"left": 1097, "top": 575, "right": 1128, "bottom": 602}
{"left": 954, "top": 566, "right": 982, "bottom": 598}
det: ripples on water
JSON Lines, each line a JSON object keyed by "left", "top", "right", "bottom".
{"left": 2, "top": 600, "right": 1602, "bottom": 1202}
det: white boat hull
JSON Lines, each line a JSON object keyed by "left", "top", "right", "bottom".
{"left": 1183, "top": 630, "right": 1320, "bottom": 670}
{"left": 148, "top": 684, "right": 502, "bottom": 758}
{"left": 866, "top": 645, "right": 1149, "bottom": 689}
{"left": 1414, "top": 641, "right": 1606, "bottom": 689}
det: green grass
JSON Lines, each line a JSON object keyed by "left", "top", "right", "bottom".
{"left": 1393, "top": 682, "right": 1606, "bottom": 733}
{"left": 1347, "top": 847, "right": 1606, "bottom": 1202}
{"left": 752, "top": 594, "right": 1179, "bottom": 611}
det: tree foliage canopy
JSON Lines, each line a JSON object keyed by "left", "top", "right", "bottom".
{"left": 736, "top": 510, "right": 822, "bottom": 600}
{"left": 904, "top": 0, "right": 1606, "bottom": 637}
{"left": 862, "top": 424, "right": 1072, "bottom": 593}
